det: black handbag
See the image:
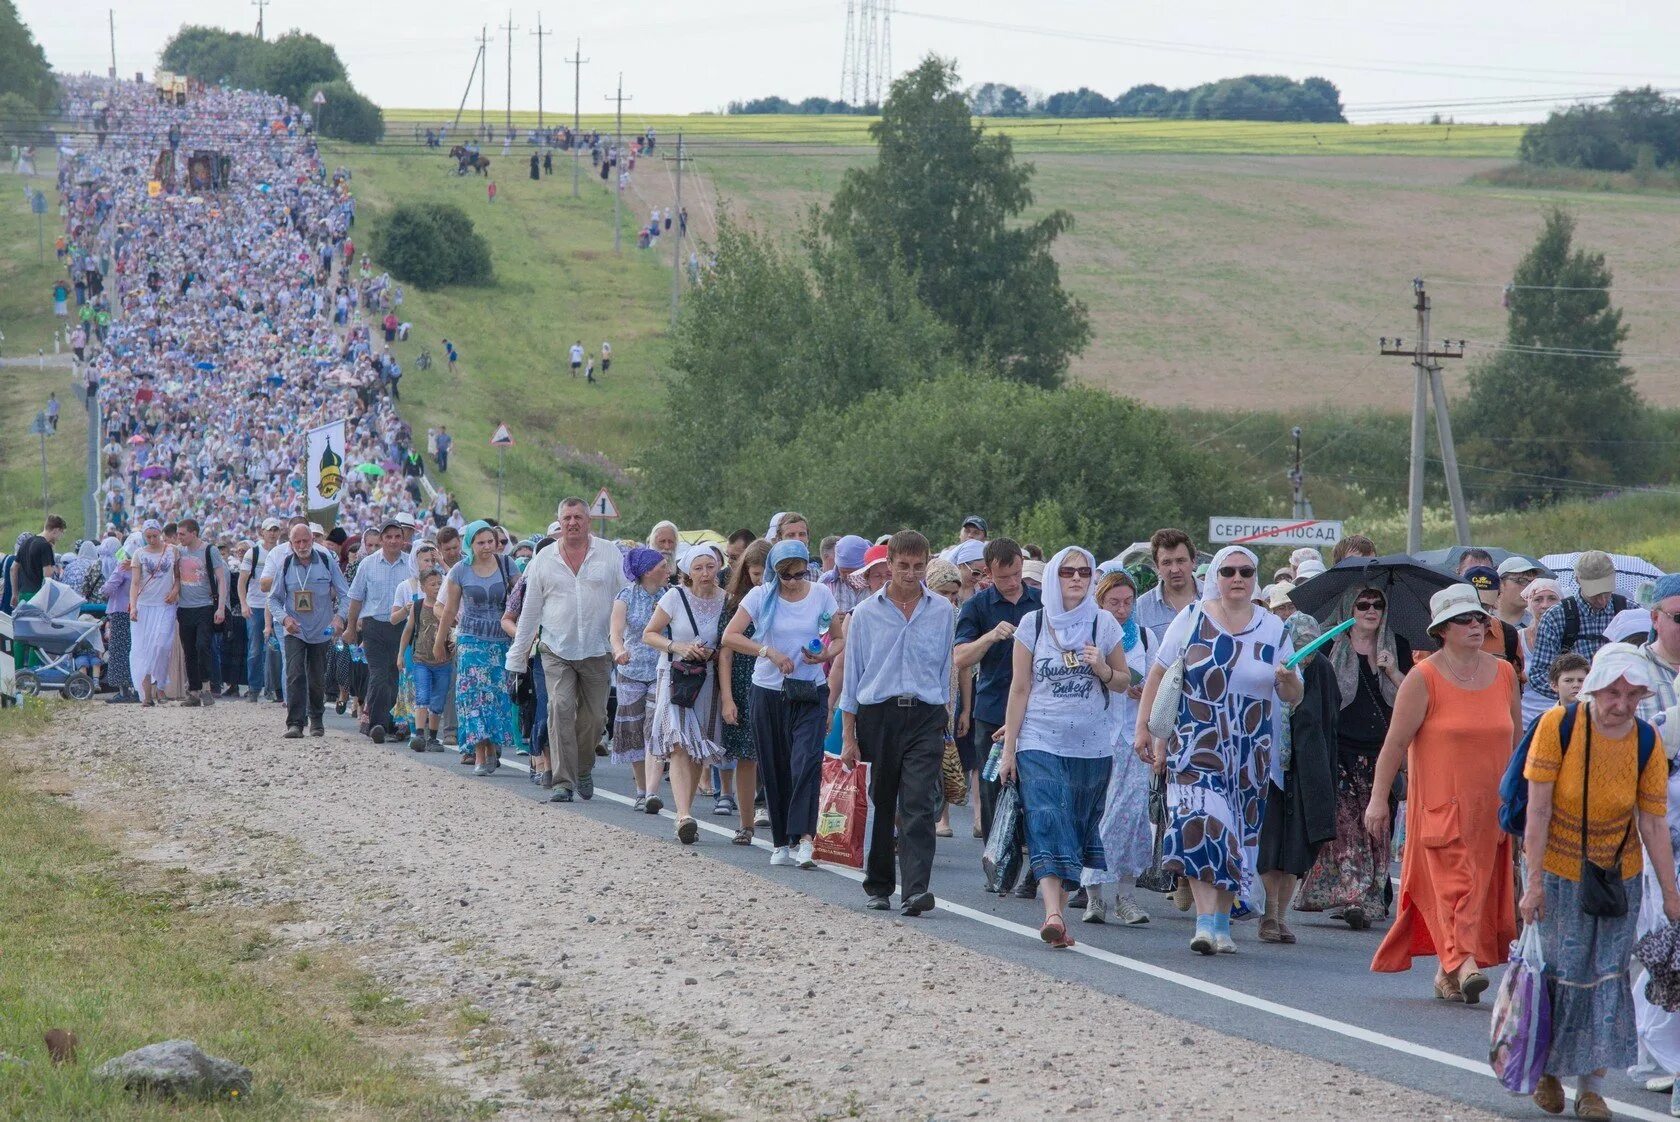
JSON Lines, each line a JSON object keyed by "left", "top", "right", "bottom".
{"left": 667, "top": 588, "right": 713, "bottom": 710}
{"left": 782, "top": 676, "right": 825, "bottom": 705}
{"left": 1135, "top": 772, "right": 1177, "bottom": 894}
{"left": 1578, "top": 715, "right": 1634, "bottom": 919}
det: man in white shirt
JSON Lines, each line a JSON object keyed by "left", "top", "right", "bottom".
{"left": 507, "top": 497, "right": 628, "bottom": 802}
{"left": 569, "top": 341, "right": 584, "bottom": 377}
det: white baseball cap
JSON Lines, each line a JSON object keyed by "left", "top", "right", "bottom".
{"left": 1496, "top": 556, "right": 1543, "bottom": 577}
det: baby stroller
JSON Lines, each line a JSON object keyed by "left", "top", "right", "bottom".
{"left": 12, "top": 578, "right": 104, "bottom": 700}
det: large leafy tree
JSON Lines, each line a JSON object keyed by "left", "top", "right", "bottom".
{"left": 638, "top": 216, "right": 955, "bottom": 521}
{"left": 1458, "top": 209, "right": 1649, "bottom": 505}
{"left": 256, "top": 31, "right": 347, "bottom": 106}
{"left": 823, "top": 56, "right": 1090, "bottom": 389}
{"left": 0, "top": 0, "right": 55, "bottom": 109}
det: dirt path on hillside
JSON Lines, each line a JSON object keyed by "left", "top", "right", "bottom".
{"left": 16, "top": 704, "right": 1495, "bottom": 1120}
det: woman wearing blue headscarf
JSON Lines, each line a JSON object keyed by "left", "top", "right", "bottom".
{"left": 433, "top": 520, "right": 517, "bottom": 775}
{"left": 723, "top": 539, "right": 838, "bottom": 869}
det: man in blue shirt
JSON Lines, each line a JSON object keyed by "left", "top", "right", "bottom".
{"left": 840, "top": 530, "right": 953, "bottom": 917}
{"left": 346, "top": 519, "right": 417, "bottom": 743}
{"left": 269, "top": 524, "right": 349, "bottom": 737}
{"left": 954, "top": 538, "right": 1042, "bottom": 840}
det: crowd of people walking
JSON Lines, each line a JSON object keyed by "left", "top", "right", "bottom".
{"left": 16, "top": 75, "right": 1680, "bottom": 1122}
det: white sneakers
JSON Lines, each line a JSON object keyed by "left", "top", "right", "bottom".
{"left": 770, "top": 840, "right": 818, "bottom": 868}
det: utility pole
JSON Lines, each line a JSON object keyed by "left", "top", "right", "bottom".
{"left": 451, "top": 44, "right": 484, "bottom": 135}
{"left": 567, "top": 40, "right": 589, "bottom": 198}
{"left": 668, "top": 133, "right": 687, "bottom": 326}
{"left": 108, "top": 9, "right": 117, "bottom": 77}
{"left": 606, "top": 75, "right": 632, "bottom": 254}
{"left": 1288, "top": 425, "right": 1313, "bottom": 519}
{"left": 476, "top": 25, "right": 491, "bottom": 140}
{"left": 531, "top": 16, "right": 552, "bottom": 134}
{"left": 251, "top": 0, "right": 267, "bottom": 42}
{"left": 1381, "top": 279, "right": 1469, "bottom": 554}
{"left": 500, "top": 11, "right": 518, "bottom": 136}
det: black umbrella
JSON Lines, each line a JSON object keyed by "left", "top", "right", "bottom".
{"left": 1287, "top": 553, "right": 1461, "bottom": 649}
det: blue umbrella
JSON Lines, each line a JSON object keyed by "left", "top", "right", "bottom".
{"left": 193, "top": 360, "right": 215, "bottom": 371}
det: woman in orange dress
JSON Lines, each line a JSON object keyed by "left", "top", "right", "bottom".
{"left": 1364, "top": 584, "right": 1521, "bottom": 1003}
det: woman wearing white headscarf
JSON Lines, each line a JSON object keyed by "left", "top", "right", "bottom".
{"left": 128, "top": 519, "right": 180, "bottom": 707}
{"left": 1519, "top": 643, "right": 1680, "bottom": 1119}
{"left": 643, "top": 543, "right": 729, "bottom": 844}
{"left": 999, "top": 547, "right": 1132, "bottom": 950}
{"left": 1136, "top": 544, "right": 1302, "bottom": 955}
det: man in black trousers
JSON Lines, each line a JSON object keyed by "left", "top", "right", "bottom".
{"left": 344, "top": 518, "right": 416, "bottom": 743}
{"left": 840, "top": 530, "right": 954, "bottom": 917}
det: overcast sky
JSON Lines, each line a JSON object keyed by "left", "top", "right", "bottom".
{"left": 19, "top": 0, "right": 1680, "bottom": 121}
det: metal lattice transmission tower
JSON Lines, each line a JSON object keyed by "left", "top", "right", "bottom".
{"left": 840, "top": 0, "right": 892, "bottom": 107}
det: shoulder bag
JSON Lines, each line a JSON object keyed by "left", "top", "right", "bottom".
{"left": 668, "top": 588, "right": 713, "bottom": 709}
{"left": 1147, "top": 604, "right": 1199, "bottom": 742}
{"left": 1579, "top": 713, "right": 1634, "bottom": 918}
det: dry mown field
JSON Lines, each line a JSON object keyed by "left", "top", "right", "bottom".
{"left": 690, "top": 152, "right": 1680, "bottom": 410}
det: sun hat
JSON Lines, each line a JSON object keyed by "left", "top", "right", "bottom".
{"left": 1581, "top": 640, "right": 1657, "bottom": 696}
{"left": 1265, "top": 581, "right": 1296, "bottom": 611}
{"left": 1605, "top": 609, "right": 1655, "bottom": 645}
{"left": 1427, "top": 584, "right": 1492, "bottom": 634}
{"left": 1294, "top": 558, "right": 1327, "bottom": 581}
{"left": 924, "top": 557, "right": 961, "bottom": 591}
{"left": 834, "top": 534, "right": 870, "bottom": 572}
{"left": 1289, "top": 547, "right": 1322, "bottom": 569}
{"left": 1022, "top": 558, "right": 1046, "bottom": 584}
{"left": 858, "top": 544, "right": 889, "bottom": 574}
{"left": 1576, "top": 550, "right": 1617, "bottom": 598}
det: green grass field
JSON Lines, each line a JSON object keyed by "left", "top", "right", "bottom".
{"left": 0, "top": 702, "right": 482, "bottom": 1119}
{"left": 380, "top": 111, "right": 1525, "bottom": 157}
{"left": 324, "top": 140, "right": 677, "bottom": 531}
{"left": 0, "top": 368, "right": 88, "bottom": 549}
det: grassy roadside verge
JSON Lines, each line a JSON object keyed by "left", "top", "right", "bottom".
{"left": 0, "top": 364, "right": 89, "bottom": 548}
{"left": 0, "top": 701, "right": 483, "bottom": 1120}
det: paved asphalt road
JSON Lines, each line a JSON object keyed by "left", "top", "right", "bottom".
{"left": 314, "top": 706, "right": 1672, "bottom": 1121}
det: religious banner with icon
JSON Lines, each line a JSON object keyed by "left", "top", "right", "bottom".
{"left": 305, "top": 418, "right": 346, "bottom": 526}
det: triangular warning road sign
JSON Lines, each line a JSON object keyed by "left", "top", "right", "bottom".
{"left": 489, "top": 423, "right": 514, "bottom": 446}
{"left": 592, "top": 488, "right": 619, "bottom": 519}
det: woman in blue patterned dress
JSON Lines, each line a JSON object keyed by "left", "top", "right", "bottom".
{"left": 611, "top": 547, "right": 669, "bottom": 812}
{"left": 1136, "top": 544, "right": 1301, "bottom": 956}
{"left": 432, "top": 521, "right": 515, "bottom": 776}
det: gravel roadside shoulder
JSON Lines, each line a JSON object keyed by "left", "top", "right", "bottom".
{"left": 17, "top": 704, "right": 1496, "bottom": 1120}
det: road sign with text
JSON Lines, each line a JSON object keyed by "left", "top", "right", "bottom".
{"left": 1208, "top": 517, "right": 1343, "bottom": 548}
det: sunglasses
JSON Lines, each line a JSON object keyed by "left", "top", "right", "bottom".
{"left": 1058, "top": 566, "right": 1093, "bottom": 579}
{"left": 1444, "top": 612, "right": 1485, "bottom": 628}
{"left": 964, "top": 565, "right": 987, "bottom": 578}
{"left": 1354, "top": 598, "right": 1386, "bottom": 612}
{"left": 1219, "top": 565, "right": 1256, "bottom": 579}
{"left": 782, "top": 568, "right": 809, "bottom": 581}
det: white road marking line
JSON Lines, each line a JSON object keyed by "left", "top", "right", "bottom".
{"left": 485, "top": 755, "right": 1664, "bottom": 1121}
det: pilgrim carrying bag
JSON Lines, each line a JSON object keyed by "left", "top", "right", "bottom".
{"left": 667, "top": 588, "right": 711, "bottom": 710}
{"left": 1147, "top": 606, "right": 1198, "bottom": 742}
{"left": 1135, "top": 772, "right": 1177, "bottom": 894}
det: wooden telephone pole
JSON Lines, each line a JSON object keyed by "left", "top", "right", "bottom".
{"left": 1381, "top": 279, "right": 1470, "bottom": 554}
{"left": 606, "top": 75, "right": 632, "bottom": 253}
{"left": 530, "top": 16, "right": 553, "bottom": 133}
{"left": 567, "top": 40, "right": 588, "bottom": 198}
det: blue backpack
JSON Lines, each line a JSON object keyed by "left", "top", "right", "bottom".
{"left": 1498, "top": 702, "right": 1655, "bottom": 836}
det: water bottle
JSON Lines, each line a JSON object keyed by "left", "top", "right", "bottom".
{"left": 981, "top": 742, "right": 1004, "bottom": 783}
{"left": 802, "top": 637, "right": 824, "bottom": 662}
{"left": 817, "top": 610, "right": 833, "bottom": 636}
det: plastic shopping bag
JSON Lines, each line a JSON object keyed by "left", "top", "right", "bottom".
{"left": 982, "top": 781, "right": 1024, "bottom": 894}
{"left": 1490, "top": 924, "right": 1552, "bottom": 1094}
{"left": 813, "top": 757, "right": 871, "bottom": 868}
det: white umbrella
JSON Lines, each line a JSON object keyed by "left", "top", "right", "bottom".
{"left": 1539, "top": 552, "right": 1666, "bottom": 603}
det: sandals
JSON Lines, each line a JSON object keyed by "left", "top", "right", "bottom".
{"left": 732, "top": 827, "right": 754, "bottom": 846}
{"left": 1039, "top": 913, "right": 1075, "bottom": 949}
{"left": 1433, "top": 973, "right": 1464, "bottom": 1002}
{"left": 1458, "top": 970, "right": 1489, "bottom": 1005}
{"left": 676, "top": 817, "right": 699, "bottom": 845}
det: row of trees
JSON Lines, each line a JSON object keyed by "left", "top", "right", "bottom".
{"left": 0, "top": 0, "right": 55, "bottom": 145}
{"left": 730, "top": 74, "right": 1345, "bottom": 123}
{"left": 158, "top": 26, "right": 384, "bottom": 142}
{"left": 644, "top": 56, "right": 1255, "bottom": 544}
{"left": 1520, "top": 86, "right": 1680, "bottom": 173}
